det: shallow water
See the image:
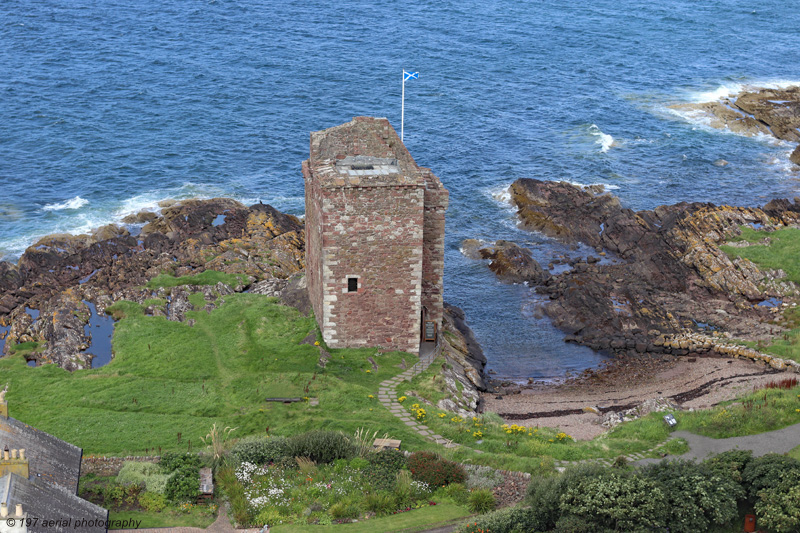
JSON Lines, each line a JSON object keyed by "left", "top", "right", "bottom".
{"left": 81, "top": 300, "right": 116, "bottom": 368}
{"left": 1, "top": 0, "right": 799, "bottom": 379}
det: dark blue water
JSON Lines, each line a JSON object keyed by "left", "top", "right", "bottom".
{"left": 2, "top": 0, "right": 799, "bottom": 379}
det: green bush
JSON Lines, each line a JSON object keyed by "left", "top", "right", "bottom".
{"left": 554, "top": 514, "right": 614, "bottom": 533}
{"left": 287, "top": 430, "right": 356, "bottom": 464}
{"left": 349, "top": 457, "right": 369, "bottom": 470}
{"left": 524, "top": 464, "right": 605, "bottom": 532}
{"left": 393, "top": 470, "right": 414, "bottom": 509}
{"left": 742, "top": 454, "right": 800, "bottom": 499}
{"left": 138, "top": 491, "right": 168, "bottom": 512}
{"left": 364, "top": 449, "right": 408, "bottom": 491}
{"left": 165, "top": 465, "right": 200, "bottom": 503}
{"left": 229, "top": 435, "right": 290, "bottom": 465}
{"left": 457, "top": 506, "right": 540, "bottom": 533}
{"left": 256, "top": 508, "right": 284, "bottom": 527}
{"left": 364, "top": 492, "right": 394, "bottom": 516}
{"left": 755, "top": 469, "right": 800, "bottom": 532}
{"left": 160, "top": 452, "right": 202, "bottom": 473}
{"left": 116, "top": 461, "right": 170, "bottom": 495}
{"left": 703, "top": 449, "right": 753, "bottom": 483}
{"left": 468, "top": 488, "right": 496, "bottom": 514}
{"left": 329, "top": 498, "right": 362, "bottom": 520}
{"left": 438, "top": 483, "right": 469, "bottom": 505}
{"left": 408, "top": 451, "right": 466, "bottom": 488}
{"left": 641, "top": 460, "right": 743, "bottom": 533}
{"left": 560, "top": 471, "right": 668, "bottom": 531}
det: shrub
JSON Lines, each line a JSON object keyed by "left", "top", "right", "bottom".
{"left": 468, "top": 488, "right": 496, "bottom": 514}
{"left": 116, "top": 461, "right": 170, "bottom": 495}
{"left": 408, "top": 451, "right": 467, "bottom": 487}
{"left": 742, "top": 453, "right": 800, "bottom": 499}
{"left": 229, "top": 435, "right": 290, "bottom": 466}
{"left": 641, "top": 460, "right": 743, "bottom": 533}
{"left": 349, "top": 457, "right": 369, "bottom": 470}
{"left": 393, "top": 470, "right": 414, "bottom": 509}
{"left": 554, "top": 513, "right": 614, "bottom": 533}
{"left": 138, "top": 492, "right": 168, "bottom": 513}
{"left": 256, "top": 507, "right": 284, "bottom": 527}
{"left": 364, "top": 492, "right": 394, "bottom": 516}
{"left": 160, "top": 452, "right": 202, "bottom": 473}
{"left": 524, "top": 464, "right": 605, "bottom": 531}
{"left": 464, "top": 464, "right": 504, "bottom": 490}
{"left": 165, "top": 465, "right": 200, "bottom": 503}
{"left": 288, "top": 430, "right": 356, "bottom": 464}
{"left": 560, "top": 471, "right": 668, "bottom": 531}
{"left": 329, "top": 498, "right": 362, "bottom": 520}
{"left": 704, "top": 449, "right": 753, "bottom": 483}
{"left": 438, "top": 483, "right": 469, "bottom": 505}
{"left": 755, "top": 469, "right": 800, "bottom": 532}
{"left": 457, "top": 506, "right": 539, "bottom": 533}
{"left": 364, "top": 449, "right": 408, "bottom": 491}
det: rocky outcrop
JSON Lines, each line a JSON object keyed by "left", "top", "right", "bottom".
{"left": 433, "top": 303, "right": 489, "bottom": 414}
{"left": 476, "top": 179, "right": 800, "bottom": 360}
{"left": 791, "top": 145, "right": 800, "bottom": 166}
{"left": 669, "top": 86, "right": 800, "bottom": 142}
{"left": 0, "top": 198, "right": 305, "bottom": 370}
{"left": 477, "top": 240, "right": 551, "bottom": 284}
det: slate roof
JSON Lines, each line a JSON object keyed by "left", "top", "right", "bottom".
{"left": 1, "top": 473, "right": 108, "bottom": 533}
{"left": 0, "top": 416, "right": 82, "bottom": 494}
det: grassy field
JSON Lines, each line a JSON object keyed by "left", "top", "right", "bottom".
{"left": 721, "top": 226, "right": 800, "bottom": 364}
{"left": 271, "top": 503, "right": 471, "bottom": 533}
{"left": 721, "top": 225, "right": 800, "bottom": 283}
{"left": 109, "top": 508, "right": 216, "bottom": 529}
{"left": 0, "top": 292, "right": 433, "bottom": 455}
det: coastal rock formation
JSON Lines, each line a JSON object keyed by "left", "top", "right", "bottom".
{"left": 670, "top": 86, "right": 800, "bottom": 142}
{"left": 0, "top": 199, "right": 305, "bottom": 370}
{"left": 436, "top": 303, "right": 489, "bottom": 413}
{"left": 477, "top": 240, "right": 551, "bottom": 284}
{"left": 479, "top": 179, "right": 800, "bottom": 361}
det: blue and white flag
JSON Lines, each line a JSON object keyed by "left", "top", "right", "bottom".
{"left": 403, "top": 70, "right": 418, "bottom": 81}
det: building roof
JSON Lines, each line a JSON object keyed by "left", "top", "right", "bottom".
{"left": 306, "top": 117, "right": 426, "bottom": 188}
{"left": 0, "top": 416, "right": 82, "bottom": 494}
{"left": 1, "top": 473, "right": 108, "bottom": 533}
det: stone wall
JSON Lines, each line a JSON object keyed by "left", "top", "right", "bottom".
{"left": 317, "top": 185, "right": 424, "bottom": 353}
{"left": 422, "top": 170, "right": 449, "bottom": 328}
{"left": 80, "top": 456, "right": 160, "bottom": 477}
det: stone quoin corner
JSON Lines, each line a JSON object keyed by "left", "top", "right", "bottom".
{"left": 302, "top": 117, "right": 449, "bottom": 355}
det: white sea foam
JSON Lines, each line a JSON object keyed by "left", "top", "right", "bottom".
{"left": 42, "top": 196, "right": 89, "bottom": 211}
{"left": 562, "top": 180, "right": 620, "bottom": 191}
{"left": 486, "top": 184, "right": 512, "bottom": 207}
{"left": 588, "top": 124, "right": 615, "bottom": 152}
{"left": 685, "top": 79, "right": 800, "bottom": 104}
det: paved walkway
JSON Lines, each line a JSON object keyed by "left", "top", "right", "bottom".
{"left": 377, "top": 340, "right": 465, "bottom": 449}
{"left": 635, "top": 421, "right": 800, "bottom": 466}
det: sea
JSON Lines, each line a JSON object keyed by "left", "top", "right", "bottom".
{"left": 2, "top": 0, "right": 799, "bottom": 380}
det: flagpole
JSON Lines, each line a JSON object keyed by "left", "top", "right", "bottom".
{"left": 401, "top": 70, "right": 406, "bottom": 142}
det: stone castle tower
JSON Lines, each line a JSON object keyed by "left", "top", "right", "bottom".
{"left": 302, "top": 117, "right": 449, "bottom": 355}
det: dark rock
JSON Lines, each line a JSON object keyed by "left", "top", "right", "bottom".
{"left": 791, "top": 145, "right": 800, "bottom": 166}
{"left": 478, "top": 240, "right": 551, "bottom": 284}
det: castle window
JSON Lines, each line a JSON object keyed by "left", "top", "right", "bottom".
{"left": 347, "top": 277, "right": 359, "bottom": 293}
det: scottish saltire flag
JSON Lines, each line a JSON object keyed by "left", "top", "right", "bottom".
{"left": 404, "top": 70, "right": 418, "bottom": 81}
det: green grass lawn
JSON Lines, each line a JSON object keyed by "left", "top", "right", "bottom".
{"left": 0, "top": 293, "right": 432, "bottom": 455}
{"left": 789, "top": 444, "right": 800, "bottom": 462}
{"left": 109, "top": 507, "right": 216, "bottom": 530}
{"left": 720, "top": 225, "right": 800, "bottom": 363}
{"left": 721, "top": 226, "right": 800, "bottom": 283}
{"left": 271, "top": 503, "right": 471, "bottom": 533}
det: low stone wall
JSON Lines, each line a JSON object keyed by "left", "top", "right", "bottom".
{"left": 81, "top": 456, "right": 160, "bottom": 477}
